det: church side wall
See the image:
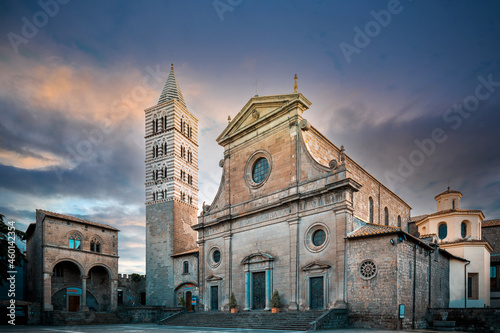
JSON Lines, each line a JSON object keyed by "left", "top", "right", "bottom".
{"left": 301, "top": 125, "right": 410, "bottom": 227}
{"left": 396, "top": 239, "right": 431, "bottom": 330}
{"left": 429, "top": 250, "right": 450, "bottom": 308}
{"left": 346, "top": 235, "right": 399, "bottom": 329}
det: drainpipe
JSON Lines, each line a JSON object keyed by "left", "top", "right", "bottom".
{"left": 464, "top": 260, "right": 470, "bottom": 308}
{"left": 428, "top": 248, "right": 433, "bottom": 308}
{"left": 412, "top": 244, "right": 417, "bottom": 329}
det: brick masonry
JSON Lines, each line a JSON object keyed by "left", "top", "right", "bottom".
{"left": 346, "top": 233, "right": 449, "bottom": 330}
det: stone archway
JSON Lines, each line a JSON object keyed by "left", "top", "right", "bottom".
{"left": 87, "top": 265, "right": 111, "bottom": 312}
{"left": 51, "top": 261, "right": 84, "bottom": 311}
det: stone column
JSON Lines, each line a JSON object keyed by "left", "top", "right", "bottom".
{"left": 244, "top": 270, "right": 251, "bottom": 311}
{"left": 287, "top": 217, "right": 300, "bottom": 311}
{"left": 81, "top": 275, "right": 89, "bottom": 311}
{"left": 110, "top": 279, "right": 118, "bottom": 311}
{"left": 333, "top": 207, "right": 352, "bottom": 308}
{"left": 197, "top": 240, "right": 205, "bottom": 311}
{"left": 223, "top": 234, "right": 232, "bottom": 310}
{"left": 265, "top": 269, "right": 271, "bottom": 310}
{"left": 43, "top": 272, "right": 53, "bottom": 311}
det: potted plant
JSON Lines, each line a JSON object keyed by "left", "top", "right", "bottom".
{"left": 270, "top": 289, "right": 281, "bottom": 313}
{"left": 229, "top": 292, "right": 238, "bottom": 313}
{"left": 179, "top": 296, "right": 185, "bottom": 309}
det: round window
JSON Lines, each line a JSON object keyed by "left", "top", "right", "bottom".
{"left": 208, "top": 247, "right": 222, "bottom": 268}
{"left": 305, "top": 223, "right": 330, "bottom": 253}
{"left": 312, "top": 229, "right": 326, "bottom": 246}
{"left": 213, "top": 250, "right": 221, "bottom": 263}
{"left": 252, "top": 158, "right": 269, "bottom": 184}
{"left": 359, "top": 260, "right": 377, "bottom": 280}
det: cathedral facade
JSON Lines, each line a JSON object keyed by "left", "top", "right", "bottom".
{"left": 144, "top": 69, "right": 490, "bottom": 329}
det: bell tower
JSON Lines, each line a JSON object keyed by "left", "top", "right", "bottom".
{"left": 144, "top": 64, "right": 198, "bottom": 306}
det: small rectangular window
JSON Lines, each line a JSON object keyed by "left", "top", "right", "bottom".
{"left": 468, "top": 273, "right": 479, "bottom": 299}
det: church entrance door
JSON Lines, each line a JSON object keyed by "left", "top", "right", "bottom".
{"left": 252, "top": 272, "right": 265, "bottom": 310}
{"left": 210, "top": 286, "right": 218, "bottom": 311}
{"left": 68, "top": 295, "right": 80, "bottom": 312}
{"left": 310, "top": 277, "right": 324, "bottom": 310}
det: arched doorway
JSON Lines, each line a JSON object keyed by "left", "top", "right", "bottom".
{"left": 174, "top": 283, "right": 198, "bottom": 311}
{"left": 87, "top": 265, "right": 111, "bottom": 312}
{"left": 51, "top": 261, "right": 83, "bottom": 312}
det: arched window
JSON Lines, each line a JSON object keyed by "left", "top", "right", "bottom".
{"left": 452, "top": 200, "right": 456, "bottom": 209}
{"left": 181, "top": 117, "right": 185, "bottom": 133}
{"left": 369, "top": 197, "right": 374, "bottom": 223}
{"left": 163, "top": 166, "right": 168, "bottom": 179}
{"left": 397, "top": 215, "right": 402, "bottom": 228}
{"left": 461, "top": 222, "right": 467, "bottom": 238}
{"left": 384, "top": 207, "right": 389, "bottom": 226}
{"left": 438, "top": 223, "right": 447, "bottom": 240}
{"left": 69, "top": 234, "right": 81, "bottom": 250}
{"left": 163, "top": 142, "right": 168, "bottom": 156}
{"left": 183, "top": 261, "right": 189, "bottom": 274}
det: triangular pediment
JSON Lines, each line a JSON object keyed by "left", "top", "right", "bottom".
{"left": 217, "top": 93, "right": 311, "bottom": 146}
{"left": 302, "top": 261, "right": 331, "bottom": 272}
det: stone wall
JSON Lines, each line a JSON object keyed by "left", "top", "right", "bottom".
{"left": 173, "top": 201, "right": 198, "bottom": 254}
{"left": 146, "top": 200, "right": 175, "bottom": 306}
{"left": 118, "top": 306, "right": 182, "bottom": 323}
{"left": 482, "top": 224, "right": 500, "bottom": 255}
{"left": 346, "top": 233, "right": 448, "bottom": 330}
{"left": 346, "top": 235, "right": 399, "bottom": 329}
{"left": 427, "top": 308, "right": 500, "bottom": 333}
{"left": 118, "top": 274, "right": 146, "bottom": 306}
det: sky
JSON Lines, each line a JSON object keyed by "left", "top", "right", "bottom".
{"left": 0, "top": 0, "right": 499, "bottom": 274}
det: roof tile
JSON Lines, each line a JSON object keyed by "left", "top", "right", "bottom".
{"left": 38, "top": 209, "right": 119, "bottom": 231}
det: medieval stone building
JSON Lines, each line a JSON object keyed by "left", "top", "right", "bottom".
{"left": 25, "top": 210, "right": 119, "bottom": 314}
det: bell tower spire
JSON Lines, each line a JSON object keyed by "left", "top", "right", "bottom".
{"left": 158, "top": 63, "right": 186, "bottom": 106}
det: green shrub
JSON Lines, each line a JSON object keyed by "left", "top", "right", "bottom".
{"left": 270, "top": 290, "right": 281, "bottom": 308}
{"left": 229, "top": 292, "right": 237, "bottom": 309}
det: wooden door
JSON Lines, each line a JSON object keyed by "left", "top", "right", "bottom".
{"left": 252, "top": 272, "right": 266, "bottom": 310}
{"left": 310, "top": 277, "right": 324, "bottom": 310}
{"left": 68, "top": 296, "right": 80, "bottom": 312}
{"left": 210, "top": 286, "right": 218, "bottom": 311}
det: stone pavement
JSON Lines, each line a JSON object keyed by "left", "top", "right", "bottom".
{"left": 0, "top": 323, "right": 450, "bottom": 333}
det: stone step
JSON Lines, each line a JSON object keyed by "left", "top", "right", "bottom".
{"left": 161, "top": 310, "right": 328, "bottom": 331}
